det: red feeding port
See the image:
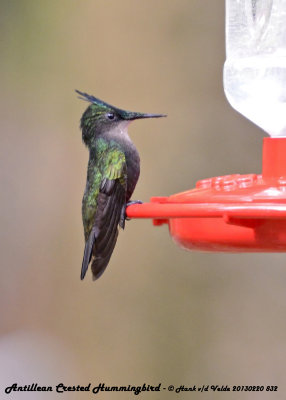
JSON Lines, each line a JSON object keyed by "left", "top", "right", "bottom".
{"left": 126, "top": 137, "right": 286, "bottom": 252}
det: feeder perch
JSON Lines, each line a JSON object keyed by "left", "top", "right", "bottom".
{"left": 127, "top": 1, "right": 286, "bottom": 253}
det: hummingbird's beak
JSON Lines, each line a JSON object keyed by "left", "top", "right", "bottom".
{"left": 121, "top": 111, "right": 167, "bottom": 121}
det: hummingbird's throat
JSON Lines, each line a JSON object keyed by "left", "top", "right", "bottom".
{"left": 105, "top": 121, "right": 132, "bottom": 144}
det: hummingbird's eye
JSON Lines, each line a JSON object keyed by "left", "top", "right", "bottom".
{"left": 106, "top": 112, "right": 115, "bottom": 120}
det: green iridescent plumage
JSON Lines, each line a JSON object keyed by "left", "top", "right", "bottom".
{"left": 76, "top": 90, "right": 166, "bottom": 281}
{"left": 82, "top": 139, "right": 127, "bottom": 241}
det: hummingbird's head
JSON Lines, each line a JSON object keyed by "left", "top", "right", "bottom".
{"left": 76, "top": 90, "right": 166, "bottom": 147}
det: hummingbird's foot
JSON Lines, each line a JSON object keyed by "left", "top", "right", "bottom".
{"left": 119, "top": 200, "right": 143, "bottom": 229}
{"left": 127, "top": 200, "right": 143, "bottom": 207}
{"left": 125, "top": 200, "right": 143, "bottom": 221}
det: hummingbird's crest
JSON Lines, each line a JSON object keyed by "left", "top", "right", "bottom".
{"left": 75, "top": 90, "right": 116, "bottom": 110}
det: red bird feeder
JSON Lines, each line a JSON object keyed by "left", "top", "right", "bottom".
{"left": 127, "top": 138, "right": 286, "bottom": 252}
{"left": 127, "top": 1, "right": 286, "bottom": 253}
{"left": 127, "top": 0, "right": 286, "bottom": 253}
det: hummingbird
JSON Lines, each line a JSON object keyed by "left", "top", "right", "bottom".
{"left": 76, "top": 90, "right": 166, "bottom": 281}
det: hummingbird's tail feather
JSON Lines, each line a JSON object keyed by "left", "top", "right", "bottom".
{"left": 81, "top": 227, "right": 97, "bottom": 280}
{"left": 81, "top": 178, "right": 126, "bottom": 281}
{"left": 91, "top": 182, "right": 125, "bottom": 280}
{"left": 91, "top": 231, "right": 119, "bottom": 280}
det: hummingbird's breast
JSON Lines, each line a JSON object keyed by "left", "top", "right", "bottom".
{"left": 125, "top": 142, "right": 140, "bottom": 201}
{"left": 106, "top": 124, "right": 140, "bottom": 201}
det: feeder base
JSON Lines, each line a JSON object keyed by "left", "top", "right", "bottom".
{"left": 126, "top": 138, "right": 286, "bottom": 252}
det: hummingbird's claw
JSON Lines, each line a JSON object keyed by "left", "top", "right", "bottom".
{"left": 126, "top": 200, "right": 143, "bottom": 221}
{"left": 127, "top": 200, "right": 143, "bottom": 206}
{"left": 120, "top": 200, "right": 143, "bottom": 228}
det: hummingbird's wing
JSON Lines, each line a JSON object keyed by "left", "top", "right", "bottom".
{"left": 81, "top": 147, "right": 127, "bottom": 281}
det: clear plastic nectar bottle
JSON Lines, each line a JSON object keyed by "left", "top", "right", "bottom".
{"left": 223, "top": 0, "right": 286, "bottom": 136}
